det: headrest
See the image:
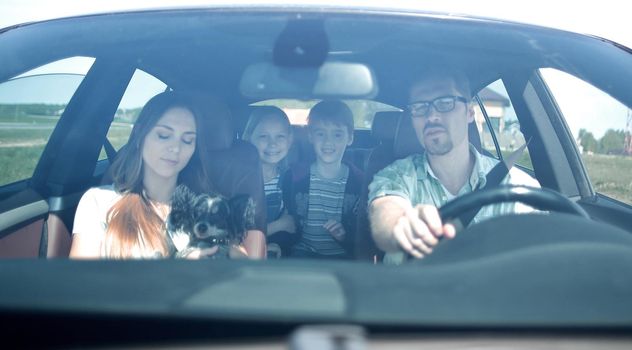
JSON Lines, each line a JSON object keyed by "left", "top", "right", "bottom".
{"left": 190, "top": 93, "right": 235, "bottom": 150}
{"left": 393, "top": 113, "right": 424, "bottom": 158}
{"left": 371, "top": 111, "right": 401, "bottom": 143}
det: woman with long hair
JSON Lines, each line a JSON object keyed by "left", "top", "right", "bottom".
{"left": 69, "top": 91, "right": 215, "bottom": 258}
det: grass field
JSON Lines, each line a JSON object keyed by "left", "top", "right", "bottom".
{"left": 0, "top": 114, "right": 59, "bottom": 124}
{"left": 582, "top": 154, "right": 632, "bottom": 204}
{"left": 0, "top": 146, "right": 45, "bottom": 183}
{"left": 0, "top": 114, "right": 132, "bottom": 184}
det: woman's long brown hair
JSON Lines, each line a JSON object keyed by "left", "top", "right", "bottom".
{"left": 104, "top": 91, "right": 210, "bottom": 258}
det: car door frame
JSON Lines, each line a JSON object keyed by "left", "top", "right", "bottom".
{"left": 0, "top": 57, "right": 135, "bottom": 257}
{"left": 502, "top": 67, "right": 632, "bottom": 233}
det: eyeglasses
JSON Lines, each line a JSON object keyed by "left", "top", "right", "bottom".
{"left": 407, "top": 95, "right": 468, "bottom": 118}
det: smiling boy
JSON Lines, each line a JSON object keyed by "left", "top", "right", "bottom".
{"left": 284, "top": 100, "right": 364, "bottom": 259}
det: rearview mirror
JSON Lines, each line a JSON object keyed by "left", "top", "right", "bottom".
{"left": 240, "top": 61, "right": 377, "bottom": 99}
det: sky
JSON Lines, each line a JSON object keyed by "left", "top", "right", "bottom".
{"left": 1, "top": 0, "right": 630, "bottom": 48}
{"left": 1, "top": 0, "right": 630, "bottom": 138}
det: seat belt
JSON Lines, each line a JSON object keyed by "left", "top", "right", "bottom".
{"left": 404, "top": 142, "right": 531, "bottom": 261}
{"left": 103, "top": 139, "right": 117, "bottom": 164}
{"left": 450, "top": 141, "right": 530, "bottom": 230}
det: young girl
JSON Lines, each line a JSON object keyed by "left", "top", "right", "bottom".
{"left": 242, "top": 106, "right": 296, "bottom": 258}
{"left": 69, "top": 91, "right": 219, "bottom": 259}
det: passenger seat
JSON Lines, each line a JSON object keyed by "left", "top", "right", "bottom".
{"left": 355, "top": 111, "right": 404, "bottom": 261}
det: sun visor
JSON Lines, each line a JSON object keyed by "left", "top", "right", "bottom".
{"left": 239, "top": 61, "right": 378, "bottom": 99}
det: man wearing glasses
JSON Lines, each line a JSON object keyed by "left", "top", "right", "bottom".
{"left": 368, "top": 67, "right": 539, "bottom": 264}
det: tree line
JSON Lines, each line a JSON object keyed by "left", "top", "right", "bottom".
{"left": 0, "top": 104, "right": 142, "bottom": 123}
{"left": 0, "top": 103, "right": 66, "bottom": 117}
{"left": 578, "top": 128, "right": 629, "bottom": 155}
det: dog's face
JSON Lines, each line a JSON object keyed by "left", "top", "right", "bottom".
{"left": 166, "top": 185, "right": 255, "bottom": 255}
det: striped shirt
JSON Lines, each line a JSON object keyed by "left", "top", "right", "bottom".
{"left": 264, "top": 175, "right": 284, "bottom": 223}
{"left": 368, "top": 145, "right": 540, "bottom": 264}
{"left": 293, "top": 164, "right": 349, "bottom": 256}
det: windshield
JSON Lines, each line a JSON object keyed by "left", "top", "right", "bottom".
{"left": 0, "top": 8, "right": 632, "bottom": 346}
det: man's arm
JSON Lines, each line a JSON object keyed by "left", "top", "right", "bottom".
{"left": 369, "top": 195, "right": 455, "bottom": 259}
{"left": 370, "top": 196, "right": 410, "bottom": 253}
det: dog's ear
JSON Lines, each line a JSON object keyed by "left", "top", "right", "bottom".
{"left": 168, "top": 184, "right": 196, "bottom": 230}
{"left": 228, "top": 194, "right": 256, "bottom": 235}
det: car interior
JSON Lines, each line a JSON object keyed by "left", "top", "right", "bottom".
{"left": 1, "top": 9, "right": 632, "bottom": 260}
{"left": 1, "top": 8, "right": 632, "bottom": 348}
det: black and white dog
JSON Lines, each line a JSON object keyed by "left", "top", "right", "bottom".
{"left": 166, "top": 185, "right": 255, "bottom": 259}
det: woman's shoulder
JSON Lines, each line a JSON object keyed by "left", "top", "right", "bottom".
{"left": 73, "top": 185, "right": 123, "bottom": 237}
{"left": 79, "top": 185, "right": 122, "bottom": 207}
{"left": 83, "top": 184, "right": 119, "bottom": 197}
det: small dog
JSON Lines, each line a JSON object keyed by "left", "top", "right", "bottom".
{"left": 166, "top": 185, "right": 255, "bottom": 259}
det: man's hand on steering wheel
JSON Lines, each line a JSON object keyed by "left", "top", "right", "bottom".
{"left": 392, "top": 204, "right": 456, "bottom": 259}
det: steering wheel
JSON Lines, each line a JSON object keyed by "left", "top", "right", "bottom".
{"left": 438, "top": 185, "right": 589, "bottom": 226}
{"left": 413, "top": 186, "right": 600, "bottom": 265}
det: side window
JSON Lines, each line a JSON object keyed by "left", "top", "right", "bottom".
{"left": 474, "top": 80, "right": 534, "bottom": 170}
{"left": 540, "top": 68, "right": 632, "bottom": 206}
{"left": 251, "top": 99, "right": 399, "bottom": 129}
{"left": 99, "top": 69, "right": 167, "bottom": 160}
{"left": 0, "top": 56, "right": 95, "bottom": 186}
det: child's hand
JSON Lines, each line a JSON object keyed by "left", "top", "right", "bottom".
{"left": 269, "top": 211, "right": 296, "bottom": 234}
{"left": 277, "top": 212, "right": 296, "bottom": 233}
{"left": 179, "top": 246, "right": 219, "bottom": 259}
{"left": 228, "top": 244, "right": 249, "bottom": 259}
{"left": 324, "top": 219, "right": 346, "bottom": 241}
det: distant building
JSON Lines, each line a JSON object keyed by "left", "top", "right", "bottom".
{"left": 475, "top": 88, "right": 509, "bottom": 134}
{"left": 474, "top": 88, "right": 527, "bottom": 151}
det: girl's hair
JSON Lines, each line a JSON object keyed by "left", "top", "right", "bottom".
{"left": 241, "top": 106, "right": 291, "bottom": 142}
{"left": 105, "top": 91, "right": 210, "bottom": 258}
{"left": 242, "top": 106, "right": 293, "bottom": 172}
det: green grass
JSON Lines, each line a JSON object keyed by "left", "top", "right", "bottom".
{"left": 582, "top": 154, "right": 632, "bottom": 205}
{"left": 0, "top": 113, "right": 60, "bottom": 125}
{"left": 0, "top": 146, "right": 44, "bottom": 184}
{"left": 0, "top": 128, "right": 53, "bottom": 144}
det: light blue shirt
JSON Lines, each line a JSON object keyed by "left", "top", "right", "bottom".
{"left": 368, "top": 145, "right": 540, "bottom": 264}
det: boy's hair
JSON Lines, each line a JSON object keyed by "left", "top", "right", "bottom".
{"left": 307, "top": 100, "right": 354, "bottom": 135}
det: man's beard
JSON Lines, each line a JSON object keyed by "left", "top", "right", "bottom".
{"left": 425, "top": 136, "right": 453, "bottom": 155}
{"left": 423, "top": 122, "right": 453, "bottom": 155}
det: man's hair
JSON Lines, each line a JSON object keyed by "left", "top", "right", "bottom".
{"left": 307, "top": 100, "right": 355, "bottom": 135}
{"left": 411, "top": 65, "right": 472, "bottom": 100}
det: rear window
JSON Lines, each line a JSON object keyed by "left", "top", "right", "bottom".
{"left": 252, "top": 99, "right": 400, "bottom": 129}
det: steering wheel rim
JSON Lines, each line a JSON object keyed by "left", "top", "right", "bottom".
{"left": 408, "top": 186, "right": 594, "bottom": 265}
{"left": 438, "top": 185, "right": 590, "bottom": 225}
